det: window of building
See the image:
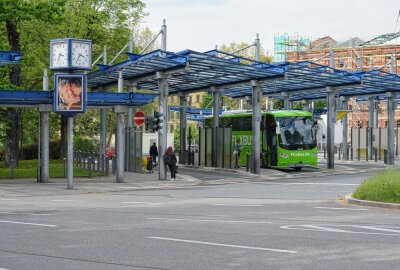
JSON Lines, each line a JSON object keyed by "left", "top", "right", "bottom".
{"left": 170, "top": 125, "right": 174, "bottom": 132}
{"left": 397, "top": 120, "right": 400, "bottom": 128}
{"left": 196, "top": 95, "right": 200, "bottom": 103}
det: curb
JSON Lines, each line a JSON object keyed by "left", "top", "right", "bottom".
{"left": 178, "top": 164, "right": 257, "bottom": 177}
{"left": 344, "top": 195, "right": 400, "bottom": 210}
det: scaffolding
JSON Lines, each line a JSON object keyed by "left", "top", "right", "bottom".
{"left": 273, "top": 33, "right": 311, "bottom": 63}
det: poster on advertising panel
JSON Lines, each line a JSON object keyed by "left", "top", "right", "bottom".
{"left": 54, "top": 74, "right": 87, "bottom": 114}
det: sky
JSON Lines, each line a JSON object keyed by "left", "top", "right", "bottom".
{"left": 140, "top": 0, "right": 400, "bottom": 55}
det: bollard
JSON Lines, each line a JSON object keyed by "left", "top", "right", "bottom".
{"left": 350, "top": 147, "right": 353, "bottom": 161}
{"left": 246, "top": 153, "right": 250, "bottom": 172}
{"left": 338, "top": 146, "right": 341, "bottom": 160}
{"left": 10, "top": 159, "right": 14, "bottom": 179}
{"left": 357, "top": 148, "right": 360, "bottom": 161}
{"left": 62, "top": 158, "right": 66, "bottom": 178}
{"left": 235, "top": 153, "right": 239, "bottom": 169}
{"left": 366, "top": 147, "right": 368, "bottom": 162}
{"left": 112, "top": 155, "right": 116, "bottom": 174}
{"left": 374, "top": 148, "right": 378, "bottom": 162}
{"left": 97, "top": 154, "right": 100, "bottom": 171}
{"left": 105, "top": 156, "right": 110, "bottom": 176}
{"left": 323, "top": 147, "right": 326, "bottom": 159}
{"left": 88, "top": 157, "right": 92, "bottom": 178}
{"left": 384, "top": 149, "right": 388, "bottom": 164}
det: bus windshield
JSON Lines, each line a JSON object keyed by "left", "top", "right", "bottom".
{"left": 277, "top": 116, "right": 317, "bottom": 149}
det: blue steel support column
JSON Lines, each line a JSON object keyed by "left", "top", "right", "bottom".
{"left": 245, "top": 96, "right": 252, "bottom": 110}
{"left": 100, "top": 46, "right": 107, "bottom": 171}
{"left": 326, "top": 86, "right": 335, "bottom": 169}
{"left": 302, "top": 100, "right": 310, "bottom": 112}
{"left": 39, "top": 69, "right": 50, "bottom": 183}
{"left": 116, "top": 71, "right": 125, "bottom": 183}
{"left": 212, "top": 87, "right": 220, "bottom": 167}
{"left": 157, "top": 72, "right": 168, "bottom": 180}
{"left": 368, "top": 97, "right": 375, "bottom": 160}
{"left": 387, "top": 92, "right": 395, "bottom": 165}
{"left": 127, "top": 34, "right": 134, "bottom": 128}
{"left": 341, "top": 97, "right": 349, "bottom": 160}
{"left": 251, "top": 80, "right": 261, "bottom": 174}
{"left": 67, "top": 117, "right": 74, "bottom": 189}
{"left": 282, "top": 92, "right": 290, "bottom": 110}
{"left": 179, "top": 93, "right": 187, "bottom": 164}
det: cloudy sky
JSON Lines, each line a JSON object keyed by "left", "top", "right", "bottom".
{"left": 141, "top": 0, "right": 400, "bottom": 55}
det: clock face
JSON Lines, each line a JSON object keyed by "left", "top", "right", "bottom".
{"left": 51, "top": 42, "right": 68, "bottom": 69}
{"left": 71, "top": 41, "right": 91, "bottom": 68}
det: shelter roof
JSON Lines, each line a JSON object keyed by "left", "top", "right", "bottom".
{"left": 88, "top": 49, "right": 400, "bottom": 100}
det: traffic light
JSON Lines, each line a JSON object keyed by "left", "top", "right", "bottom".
{"left": 151, "top": 111, "right": 163, "bottom": 131}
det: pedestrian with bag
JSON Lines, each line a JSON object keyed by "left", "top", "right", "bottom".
{"left": 163, "top": 146, "right": 177, "bottom": 180}
{"left": 149, "top": 142, "right": 158, "bottom": 165}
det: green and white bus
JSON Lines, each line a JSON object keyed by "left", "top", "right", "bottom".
{"left": 204, "top": 110, "right": 318, "bottom": 170}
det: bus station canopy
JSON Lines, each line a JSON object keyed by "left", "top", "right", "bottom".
{"left": 88, "top": 49, "right": 400, "bottom": 100}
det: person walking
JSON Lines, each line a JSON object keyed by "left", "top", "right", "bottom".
{"left": 164, "top": 146, "right": 177, "bottom": 180}
{"left": 149, "top": 142, "right": 158, "bottom": 165}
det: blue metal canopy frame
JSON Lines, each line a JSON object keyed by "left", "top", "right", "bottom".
{"left": 87, "top": 48, "right": 400, "bottom": 102}
{"left": 0, "top": 90, "right": 157, "bottom": 107}
{"left": 88, "top": 49, "right": 285, "bottom": 93}
{"left": 0, "top": 51, "right": 22, "bottom": 65}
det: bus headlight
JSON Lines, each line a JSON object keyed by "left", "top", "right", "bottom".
{"left": 280, "top": 153, "right": 289, "bottom": 158}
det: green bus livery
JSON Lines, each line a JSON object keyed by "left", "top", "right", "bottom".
{"left": 204, "top": 110, "right": 318, "bottom": 170}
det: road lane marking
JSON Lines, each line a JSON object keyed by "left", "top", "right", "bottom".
{"left": 212, "top": 204, "right": 262, "bottom": 207}
{"left": 278, "top": 183, "right": 358, "bottom": 186}
{"left": 0, "top": 199, "right": 18, "bottom": 201}
{"left": 0, "top": 212, "right": 51, "bottom": 216}
{"left": 352, "top": 226, "right": 400, "bottom": 234}
{"left": 50, "top": 200, "right": 85, "bottom": 203}
{"left": 149, "top": 237, "right": 297, "bottom": 254}
{"left": 0, "top": 220, "right": 57, "bottom": 228}
{"left": 121, "top": 202, "right": 160, "bottom": 204}
{"left": 147, "top": 217, "right": 272, "bottom": 224}
{"left": 314, "top": 207, "right": 369, "bottom": 211}
{"left": 281, "top": 225, "right": 400, "bottom": 236}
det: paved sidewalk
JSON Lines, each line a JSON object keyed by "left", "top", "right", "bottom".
{"left": 0, "top": 171, "right": 200, "bottom": 197}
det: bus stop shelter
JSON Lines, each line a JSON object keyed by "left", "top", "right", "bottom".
{"left": 87, "top": 47, "right": 400, "bottom": 178}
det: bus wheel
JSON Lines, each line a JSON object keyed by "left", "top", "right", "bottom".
{"left": 293, "top": 167, "right": 302, "bottom": 171}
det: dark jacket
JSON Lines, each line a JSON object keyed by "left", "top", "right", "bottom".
{"left": 150, "top": 145, "right": 158, "bottom": 156}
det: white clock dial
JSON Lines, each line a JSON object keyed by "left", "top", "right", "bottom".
{"left": 51, "top": 42, "right": 68, "bottom": 68}
{"left": 71, "top": 41, "right": 91, "bottom": 68}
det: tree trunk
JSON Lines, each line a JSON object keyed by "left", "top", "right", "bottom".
{"left": 60, "top": 115, "right": 68, "bottom": 159}
{"left": 5, "top": 108, "right": 21, "bottom": 167}
{"left": 4, "top": 19, "right": 22, "bottom": 167}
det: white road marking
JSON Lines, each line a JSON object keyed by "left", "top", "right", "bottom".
{"left": 147, "top": 217, "right": 272, "bottom": 224}
{"left": 352, "top": 226, "right": 400, "bottom": 234}
{"left": 0, "top": 268, "right": 11, "bottom": 270}
{"left": 314, "top": 207, "right": 368, "bottom": 211}
{"left": 281, "top": 224, "right": 400, "bottom": 236}
{"left": 50, "top": 200, "right": 85, "bottom": 203}
{"left": 121, "top": 202, "right": 160, "bottom": 204}
{"left": 0, "top": 212, "right": 51, "bottom": 216}
{"left": 149, "top": 237, "right": 297, "bottom": 254}
{"left": 0, "top": 199, "right": 18, "bottom": 201}
{"left": 212, "top": 204, "right": 262, "bottom": 207}
{"left": 278, "top": 183, "right": 358, "bottom": 186}
{"left": 0, "top": 220, "right": 57, "bottom": 228}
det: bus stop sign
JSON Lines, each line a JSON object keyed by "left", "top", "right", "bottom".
{"left": 134, "top": 111, "right": 145, "bottom": 125}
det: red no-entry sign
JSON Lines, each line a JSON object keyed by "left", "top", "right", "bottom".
{"left": 134, "top": 111, "right": 145, "bottom": 125}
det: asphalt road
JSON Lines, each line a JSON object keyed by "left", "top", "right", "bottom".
{"left": 0, "top": 168, "right": 399, "bottom": 270}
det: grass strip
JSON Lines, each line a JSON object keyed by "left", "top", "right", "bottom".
{"left": 0, "top": 159, "right": 103, "bottom": 179}
{"left": 353, "top": 169, "right": 400, "bottom": 203}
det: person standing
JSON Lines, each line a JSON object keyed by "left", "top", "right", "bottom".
{"left": 149, "top": 142, "right": 158, "bottom": 164}
{"left": 164, "top": 146, "right": 177, "bottom": 180}
{"left": 235, "top": 139, "right": 242, "bottom": 157}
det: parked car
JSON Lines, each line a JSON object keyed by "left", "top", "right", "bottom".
{"left": 106, "top": 147, "right": 115, "bottom": 159}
